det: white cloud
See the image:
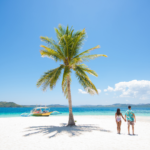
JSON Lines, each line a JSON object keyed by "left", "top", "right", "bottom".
{"left": 78, "top": 89, "right": 88, "bottom": 94}
{"left": 104, "top": 80, "right": 150, "bottom": 100}
{"left": 98, "top": 89, "right": 101, "bottom": 93}
{"left": 104, "top": 86, "right": 114, "bottom": 92}
{"left": 78, "top": 89, "right": 101, "bottom": 94}
{"left": 140, "top": 96, "right": 148, "bottom": 100}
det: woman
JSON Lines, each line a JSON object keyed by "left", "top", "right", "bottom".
{"left": 115, "top": 108, "right": 126, "bottom": 134}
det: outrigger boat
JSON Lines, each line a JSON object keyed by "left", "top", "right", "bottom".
{"left": 31, "top": 107, "right": 53, "bottom": 117}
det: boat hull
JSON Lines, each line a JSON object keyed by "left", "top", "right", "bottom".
{"left": 31, "top": 111, "right": 53, "bottom": 117}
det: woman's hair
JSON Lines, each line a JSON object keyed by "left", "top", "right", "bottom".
{"left": 116, "top": 108, "right": 121, "bottom": 115}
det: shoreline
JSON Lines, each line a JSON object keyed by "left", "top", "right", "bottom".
{"left": 1, "top": 113, "right": 150, "bottom": 118}
{"left": 1, "top": 115, "right": 150, "bottom": 122}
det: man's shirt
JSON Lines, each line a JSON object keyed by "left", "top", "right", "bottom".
{"left": 125, "top": 110, "right": 135, "bottom": 122}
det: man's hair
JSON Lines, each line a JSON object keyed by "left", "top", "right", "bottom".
{"left": 128, "top": 105, "right": 131, "bottom": 109}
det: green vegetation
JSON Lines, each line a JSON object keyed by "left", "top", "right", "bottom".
{"left": 77, "top": 104, "right": 150, "bottom": 108}
{"left": 22, "top": 104, "right": 68, "bottom": 108}
{"left": 0, "top": 102, "right": 22, "bottom": 107}
{"left": 0, "top": 102, "right": 150, "bottom": 108}
{"left": 37, "top": 24, "right": 107, "bottom": 126}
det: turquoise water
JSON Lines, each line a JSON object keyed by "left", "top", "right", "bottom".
{"left": 0, "top": 107, "right": 150, "bottom": 117}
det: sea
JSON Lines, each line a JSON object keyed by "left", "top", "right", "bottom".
{"left": 0, "top": 107, "right": 150, "bottom": 117}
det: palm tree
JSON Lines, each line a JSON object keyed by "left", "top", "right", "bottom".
{"left": 37, "top": 25, "right": 107, "bottom": 126}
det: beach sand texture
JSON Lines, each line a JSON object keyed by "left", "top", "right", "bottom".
{"left": 0, "top": 116, "right": 150, "bottom": 150}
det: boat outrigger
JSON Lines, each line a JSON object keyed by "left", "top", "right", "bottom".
{"left": 31, "top": 107, "right": 53, "bottom": 117}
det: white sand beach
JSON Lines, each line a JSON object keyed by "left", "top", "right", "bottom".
{"left": 0, "top": 116, "right": 150, "bottom": 150}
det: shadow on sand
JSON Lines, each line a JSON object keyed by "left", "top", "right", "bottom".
{"left": 24, "top": 123, "right": 111, "bottom": 138}
{"left": 128, "top": 134, "right": 138, "bottom": 136}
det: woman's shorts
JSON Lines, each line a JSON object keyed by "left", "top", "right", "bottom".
{"left": 128, "top": 121, "right": 134, "bottom": 125}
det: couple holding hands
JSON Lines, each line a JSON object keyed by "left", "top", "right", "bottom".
{"left": 115, "top": 106, "right": 136, "bottom": 135}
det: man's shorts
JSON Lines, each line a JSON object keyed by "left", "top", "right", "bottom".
{"left": 127, "top": 121, "right": 134, "bottom": 125}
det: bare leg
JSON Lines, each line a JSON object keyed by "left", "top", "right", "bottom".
{"left": 117, "top": 123, "right": 119, "bottom": 133}
{"left": 132, "top": 125, "right": 134, "bottom": 135}
{"left": 119, "top": 121, "right": 122, "bottom": 134}
{"left": 128, "top": 124, "right": 130, "bottom": 134}
{"left": 116, "top": 122, "right": 119, "bottom": 133}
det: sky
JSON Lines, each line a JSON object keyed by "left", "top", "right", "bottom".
{"left": 0, "top": 0, "right": 150, "bottom": 105}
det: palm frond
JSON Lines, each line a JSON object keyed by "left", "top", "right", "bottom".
{"left": 49, "top": 65, "right": 64, "bottom": 89}
{"left": 80, "top": 54, "right": 107, "bottom": 62}
{"left": 40, "top": 36, "right": 52, "bottom": 44}
{"left": 62, "top": 66, "right": 71, "bottom": 86}
{"left": 74, "top": 45, "right": 100, "bottom": 59}
{"left": 74, "top": 65, "right": 98, "bottom": 93}
{"left": 70, "top": 57, "right": 83, "bottom": 65}
{"left": 40, "top": 45, "right": 63, "bottom": 61}
{"left": 75, "top": 71, "right": 98, "bottom": 94}
{"left": 59, "top": 33, "right": 74, "bottom": 58}
{"left": 54, "top": 29, "right": 64, "bottom": 40}
{"left": 62, "top": 78, "right": 68, "bottom": 98}
{"left": 40, "top": 37, "right": 65, "bottom": 58}
{"left": 75, "top": 64, "right": 98, "bottom": 77}
{"left": 37, "top": 65, "right": 64, "bottom": 90}
{"left": 55, "top": 24, "right": 71, "bottom": 41}
{"left": 71, "top": 29, "right": 86, "bottom": 58}
{"left": 74, "top": 65, "right": 88, "bottom": 77}
{"left": 62, "top": 66, "right": 71, "bottom": 98}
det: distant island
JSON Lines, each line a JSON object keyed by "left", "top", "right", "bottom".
{"left": 22, "top": 104, "right": 68, "bottom": 108}
{"left": 0, "top": 101, "right": 150, "bottom": 108}
{"left": 76, "top": 103, "right": 150, "bottom": 108}
{"left": 0, "top": 102, "right": 22, "bottom": 107}
{"left": 0, "top": 102, "right": 68, "bottom": 108}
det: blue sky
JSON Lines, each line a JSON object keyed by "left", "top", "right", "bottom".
{"left": 0, "top": 0, "right": 150, "bottom": 105}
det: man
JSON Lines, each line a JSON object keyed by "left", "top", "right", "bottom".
{"left": 125, "top": 106, "right": 136, "bottom": 135}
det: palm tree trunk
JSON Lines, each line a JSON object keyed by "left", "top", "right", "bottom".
{"left": 67, "top": 75, "right": 75, "bottom": 126}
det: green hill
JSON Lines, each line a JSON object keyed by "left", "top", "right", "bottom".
{"left": 0, "top": 102, "right": 22, "bottom": 107}
{"left": 77, "top": 104, "right": 150, "bottom": 108}
{"left": 1, "top": 102, "right": 150, "bottom": 108}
